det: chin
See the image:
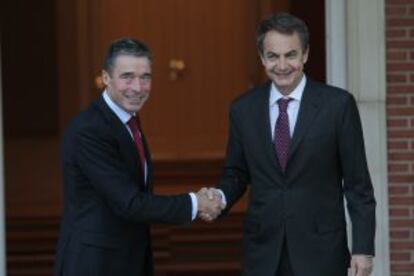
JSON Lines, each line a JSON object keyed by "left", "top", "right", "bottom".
{"left": 122, "top": 106, "right": 138, "bottom": 114}
{"left": 275, "top": 81, "right": 293, "bottom": 89}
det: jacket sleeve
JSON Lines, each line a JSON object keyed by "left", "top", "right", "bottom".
{"left": 338, "top": 93, "right": 376, "bottom": 255}
{"left": 217, "top": 106, "right": 250, "bottom": 211}
{"left": 74, "top": 125, "right": 192, "bottom": 225}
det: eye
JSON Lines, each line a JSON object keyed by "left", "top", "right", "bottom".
{"left": 265, "top": 53, "right": 278, "bottom": 61}
{"left": 286, "top": 51, "right": 298, "bottom": 59}
{"left": 140, "top": 74, "right": 152, "bottom": 83}
{"left": 120, "top": 73, "right": 134, "bottom": 80}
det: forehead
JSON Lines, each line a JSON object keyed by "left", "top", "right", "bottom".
{"left": 113, "top": 55, "right": 152, "bottom": 73}
{"left": 262, "top": 30, "right": 302, "bottom": 53}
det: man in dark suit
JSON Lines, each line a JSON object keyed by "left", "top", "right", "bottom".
{"left": 54, "top": 38, "right": 224, "bottom": 276}
{"left": 202, "top": 13, "right": 376, "bottom": 276}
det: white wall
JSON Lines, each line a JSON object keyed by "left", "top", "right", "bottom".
{"left": 325, "top": 1, "right": 390, "bottom": 275}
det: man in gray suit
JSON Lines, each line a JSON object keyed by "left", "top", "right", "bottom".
{"left": 201, "top": 13, "right": 376, "bottom": 276}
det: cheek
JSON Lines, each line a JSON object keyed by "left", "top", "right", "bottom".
{"left": 111, "top": 81, "right": 127, "bottom": 91}
{"left": 263, "top": 62, "right": 274, "bottom": 71}
{"left": 120, "top": 83, "right": 130, "bottom": 91}
{"left": 140, "top": 83, "right": 152, "bottom": 92}
{"left": 291, "top": 61, "right": 304, "bottom": 71}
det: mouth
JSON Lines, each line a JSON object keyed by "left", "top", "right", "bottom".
{"left": 126, "top": 97, "right": 146, "bottom": 106}
{"left": 274, "top": 71, "right": 292, "bottom": 77}
{"left": 126, "top": 93, "right": 147, "bottom": 101}
{"left": 130, "top": 98, "right": 145, "bottom": 104}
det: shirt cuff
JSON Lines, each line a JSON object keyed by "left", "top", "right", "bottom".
{"left": 189, "top": 193, "right": 198, "bottom": 221}
{"left": 216, "top": 189, "right": 227, "bottom": 207}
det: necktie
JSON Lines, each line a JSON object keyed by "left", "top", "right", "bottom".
{"left": 127, "top": 116, "right": 146, "bottom": 175}
{"left": 274, "top": 98, "right": 292, "bottom": 171}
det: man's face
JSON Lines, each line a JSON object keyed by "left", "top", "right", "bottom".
{"left": 260, "top": 30, "right": 308, "bottom": 95}
{"left": 102, "top": 55, "right": 152, "bottom": 114}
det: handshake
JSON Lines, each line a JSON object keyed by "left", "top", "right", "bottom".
{"left": 195, "top": 187, "right": 226, "bottom": 222}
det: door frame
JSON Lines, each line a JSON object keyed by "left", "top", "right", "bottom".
{"left": 0, "top": 42, "right": 7, "bottom": 276}
{"left": 326, "top": 1, "right": 390, "bottom": 275}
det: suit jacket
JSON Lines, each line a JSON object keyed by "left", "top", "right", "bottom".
{"left": 218, "top": 78, "right": 376, "bottom": 276}
{"left": 54, "top": 95, "right": 192, "bottom": 276}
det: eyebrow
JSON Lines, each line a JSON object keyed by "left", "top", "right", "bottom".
{"left": 266, "top": 49, "right": 298, "bottom": 57}
{"left": 120, "top": 72, "right": 134, "bottom": 77}
{"left": 140, "top": 72, "right": 152, "bottom": 77}
{"left": 119, "top": 72, "right": 152, "bottom": 79}
{"left": 285, "top": 50, "right": 298, "bottom": 56}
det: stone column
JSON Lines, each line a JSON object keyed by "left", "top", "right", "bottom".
{"left": 325, "top": 0, "right": 390, "bottom": 275}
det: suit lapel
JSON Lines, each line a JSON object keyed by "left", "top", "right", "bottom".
{"left": 287, "top": 79, "right": 321, "bottom": 163}
{"left": 254, "top": 82, "right": 285, "bottom": 178}
{"left": 94, "top": 96, "right": 147, "bottom": 186}
{"left": 138, "top": 121, "right": 153, "bottom": 191}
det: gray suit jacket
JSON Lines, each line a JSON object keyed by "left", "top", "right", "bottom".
{"left": 218, "top": 78, "right": 376, "bottom": 276}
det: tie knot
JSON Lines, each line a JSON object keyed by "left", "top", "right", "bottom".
{"left": 277, "top": 98, "right": 292, "bottom": 112}
{"left": 127, "top": 116, "right": 139, "bottom": 132}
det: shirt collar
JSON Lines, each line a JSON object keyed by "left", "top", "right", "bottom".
{"left": 269, "top": 74, "right": 307, "bottom": 106}
{"left": 103, "top": 90, "right": 135, "bottom": 124}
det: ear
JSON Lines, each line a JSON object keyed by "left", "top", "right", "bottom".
{"left": 259, "top": 51, "right": 266, "bottom": 66}
{"left": 102, "top": 70, "right": 111, "bottom": 86}
{"left": 303, "top": 47, "right": 309, "bottom": 64}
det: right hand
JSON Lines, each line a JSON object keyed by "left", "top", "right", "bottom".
{"left": 196, "top": 187, "right": 225, "bottom": 222}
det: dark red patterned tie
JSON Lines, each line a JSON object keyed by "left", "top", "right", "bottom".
{"left": 274, "top": 98, "right": 292, "bottom": 171}
{"left": 127, "top": 116, "right": 146, "bottom": 175}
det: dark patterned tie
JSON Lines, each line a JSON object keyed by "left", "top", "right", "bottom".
{"left": 274, "top": 98, "right": 292, "bottom": 171}
{"left": 127, "top": 116, "right": 146, "bottom": 175}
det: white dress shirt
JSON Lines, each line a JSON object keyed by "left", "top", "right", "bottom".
{"left": 103, "top": 91, "right": 148, "bottom": 180}
{"left": 218, "top": 76, "right": 307, "bottom": 208}
{"left": 103, "top": 91, "right": 198, "bottom": 220}
{"left": 269, "top": 75, "right": 306, "bottom": 139}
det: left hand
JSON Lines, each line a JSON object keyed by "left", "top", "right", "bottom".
{"left": 350, "top": 255, "right": 373, "bottom": 276}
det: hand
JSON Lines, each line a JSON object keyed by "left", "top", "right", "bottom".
{"left": 196, "top": 187, "right": 225, "bottom": 222}
{"left": 350, "top": 255, "right": 373, "bottom": 276}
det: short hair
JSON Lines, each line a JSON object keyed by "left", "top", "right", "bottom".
{"left": 256, "top": 13, "right": 309, "bottom": 54}
{"left": 103, "top": 37, "right": 152, "bottom": 75}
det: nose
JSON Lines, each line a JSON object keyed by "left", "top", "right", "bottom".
{"left": 131, "top": 77, "right": 142, "bottom": 91}
{"left": 277, "top": 57, "right": 288, "bottom": 71}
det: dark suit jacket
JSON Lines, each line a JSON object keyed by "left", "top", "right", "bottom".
{"left": 218, "top": 78, "right": 376, "bottom": 276}
{"left": 54, "top": 95, "right": 192, "bottom": 276}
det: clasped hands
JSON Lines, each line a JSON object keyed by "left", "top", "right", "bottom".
{"left": 196, "top": 187, "right": 226, "bottom": 222}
